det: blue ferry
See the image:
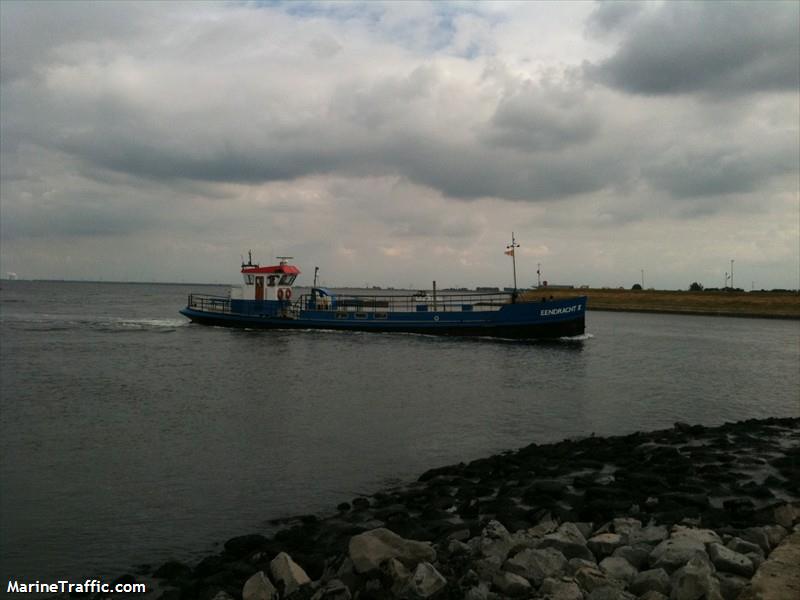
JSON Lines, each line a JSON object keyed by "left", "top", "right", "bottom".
{"left": 180, "top": 256, "right": 587, "bottom": 339}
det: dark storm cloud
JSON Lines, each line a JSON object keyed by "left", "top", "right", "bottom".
{"left": 481, "top": 84, "right": 600, "bottom": 152}
{"left": 585, "top": 1, "right": 643, "bottom": 37}
{"left": 643, "top": 142, "right": 799, "bottom": 200}
{"left": 588, "top": 1, "right": 800, "bottom": 96}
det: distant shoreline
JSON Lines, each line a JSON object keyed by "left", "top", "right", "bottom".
{"left": 522, "top": 288, "right": 800, "bottom": 320}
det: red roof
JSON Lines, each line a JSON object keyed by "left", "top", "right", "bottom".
{"left": 241, "top": 265, "right": 300, "bottom": 275}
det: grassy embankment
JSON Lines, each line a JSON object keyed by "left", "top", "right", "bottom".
{"left": 520, "top": 288, "right": 800, "bottom": 319}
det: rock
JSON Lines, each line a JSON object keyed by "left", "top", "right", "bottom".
{"left": 669, "top": 552, "right": 722, "bottom": 600}
{"left": 574, "top": 565, "right": 622, "bottom": 594}
{"left": 243, "top": 571, "right": 277, "bottom": 600}
{"left": 598, "top": 556, "right": 637, "bottom": 584}
{"left": 629, "top": 525, "right": 669, "bottom": 546}
{"left": 474, "top": 556, "right": 503, "bottom": 582}
{"left": 613, "top": 518, "right": 643, "bottom": 538}
{"left": 669, "top": 525, "right": 721, "bottom": 545}
{"left": 348, "top": 528, "right": 435, "bottom": 573}
{"left": 568, "top": 557, "right": 598, "bottom": 575}
{"left": 639, "top": 592, "right": 669, "bottom": 600}
{"left": 474, "top": 520, "right": 513, "bottom": 561}
{"left": 382, "top": 557, "right": 411, "bottom": 595}
{"left": 706, "top": 543, "right": 754, "bottom": 578}
{"left": 725, "top": 537, "right": 763, "bottom": 558}
{"left": 464, "top": 582, "right": 490, "bottom": 600}
{"left": 403, "top": 561, "right": 447, "bottom": 598}
{"left": 736, "top": 527, "right": 770, "bottom": 553}
{"left": 588, "top": 587, "right": 636, "bottom": 600}
{"left": 540, "top": 577, "right": 584, "bottom": 600}
{"left": 763, "top": 524, "right": 788, "bottom": 548}
{"left": 540, "top": 523, "right": 595, "bottom": 561}
{"left": 737, "top": 530, "right": 800, "bottom": 600}
{"left": 528, "top": 512, "right": 559, "bottom": 536}
{"left": 269, "top": 552, "right": 311, "bottom": 596}
{"left": 492, "top": 571, "right": 531, "bottom": 597}
{"left": 587, "top": 533, "right": 624, "bottom": 558}
{"left": 649, "top": 537, "right": 707, "bottom": 573}
{"left": 504, "top": 547, "right": 568, "bottom": 586}
{"left": 716, "top": 572, "right": 748, "bottom": 600}
{"left": 629, "top": 568, "right": 671, "bottom": 597}
{"left": 311, "top": 579, "right": 351, "bottom": 600}
{"left": 612, "top": 543, "right": 653, "bottom": 569}
{"left": 772, "top": 503, "right": 797, "bottom": 528}
{"left": 447, "top": 539, "right": 470, "bottom": 555}
{"left": 210, "top": 592, "right": 235, "bottom": 600}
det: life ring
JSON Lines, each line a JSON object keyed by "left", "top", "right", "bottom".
{"left": 277, "top": 288, "right": 284, "bottom": 300}
{"left": 285, "top": 288, "right": 292, "bottom": 300}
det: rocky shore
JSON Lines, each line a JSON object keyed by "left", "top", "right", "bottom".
{"left": 125, "top": 417, "right": 798, "bottom": 599}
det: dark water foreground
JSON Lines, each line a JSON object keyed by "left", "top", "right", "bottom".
{"left": 132, "top": 416, "right": 799, "bottom": 599}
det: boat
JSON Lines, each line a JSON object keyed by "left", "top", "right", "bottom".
{"left": 179, "top": 253, "right": 587, "bottom": 339}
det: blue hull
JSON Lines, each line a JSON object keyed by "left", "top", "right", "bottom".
{"left": 180, "top": 296, "right": 587, "bottom": 339}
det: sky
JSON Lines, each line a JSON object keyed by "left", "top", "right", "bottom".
{"left": 1, "top": 1, "right": 798, "bottom": 290}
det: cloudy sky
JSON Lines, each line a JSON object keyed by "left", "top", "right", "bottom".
{"left": 1, "top": 1, "right": 798, "bottom": 289}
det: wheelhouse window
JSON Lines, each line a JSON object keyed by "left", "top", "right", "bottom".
{"left": 279, "top": 274, "right": 296, "bottom": 286}
{"left": 267, "top": 275, "right": 278, "bottom": 287}
{"left": 244, "top": 275, "right": 255, "bottom": 285}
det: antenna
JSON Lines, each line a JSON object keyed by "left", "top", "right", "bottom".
{"left": 313, "top": 266, "right": 319, "bottom": 288}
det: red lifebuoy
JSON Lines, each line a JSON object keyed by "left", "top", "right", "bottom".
{"left": 277, "top": 288, "right": 284, "bottom": 300}
{"left": 285, "top": 289, "right": 292, "bottom": 300}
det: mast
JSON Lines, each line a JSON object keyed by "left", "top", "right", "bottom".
{"left": 506, "top": 232, "right": 519, "bottom": 294}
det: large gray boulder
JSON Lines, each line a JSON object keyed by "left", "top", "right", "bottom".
{"left": 598, "top": 555, "right": 637, "bottom": 584}
{"left": 574, "top": 565, "right": 624, "bottom": 594}
{"left": 613, "top": 543, "right": 653, "bottom": 569}
{"left": 629, "top": 568, "right": 671, "bottom": 597}
{"left": 716, "top": 572, "right": 748, "bottom": 600}
{"left": 541, "top": 523, "right": 595, "bottom": 561}
{"left": 613, "top": 518, "right": 643, "bottom": 539}
{"left": 669, "top": 552, "right": 722, "bottom": 600}
{"left": 540, "top": 577, "right": 584, "bottom": 600}
{"left": 403, "top": 562, "right": 447, "bottom": 599}
{"left": 725, "top": 537, "right": 762, "bottom": 559}
{"left": 706, "top": 543, "right": 754, "bottom": 578}
{"left": 348, "top": 528, "right": 436, "bottom": 573}
{"left": 649, "top": 537, "right": 707, "bottom": 573}
{"left": 629, "top": 525, "right": 669, "bottom": 546}
{"left": 269, "top": 552, "right": 311, "bottom": 596}
{"left": 669, "top": 526, "right": 721, "bottom": 545}
{"left": 492, "top": 571, "right": 531, "bottom": 597}
{"left": 473, "top": 520, "right": 513, "bottom": 561}
{"left": 503, "top": 547, "right": 568, "bottom": 586}
{"left": 243, "top": 571, "right": 278, "bottom": 600}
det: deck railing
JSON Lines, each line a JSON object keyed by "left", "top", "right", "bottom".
{"left": 187, "top": 291, "right": 517, "bottom": 317}
{"left": 187, "top": 294, "right": 232, "bottom": 314}
{"left": 295, "top": 291, "right": 514, "bottom": 314}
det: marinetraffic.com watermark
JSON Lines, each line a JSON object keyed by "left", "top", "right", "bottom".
{"left": 7, "top": 579, "right": 146, "bottom": 594}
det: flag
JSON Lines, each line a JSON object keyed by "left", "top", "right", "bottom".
{"left": 505, "top": 248, "right": 514, "bottom": 256}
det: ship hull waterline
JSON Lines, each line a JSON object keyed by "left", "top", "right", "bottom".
{"left": 179, "top": 307, "right": 586, "bottom": 340}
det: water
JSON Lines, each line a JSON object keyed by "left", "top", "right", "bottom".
{"left": 1, "top": 281, "right": 798, "bottom": 584}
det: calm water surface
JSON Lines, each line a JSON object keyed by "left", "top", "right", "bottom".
{"left": 1, "top": 281, "right": 798, "bottom": 583}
